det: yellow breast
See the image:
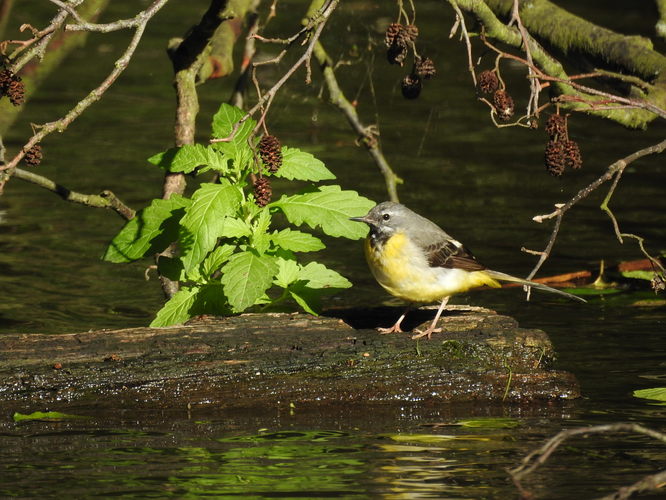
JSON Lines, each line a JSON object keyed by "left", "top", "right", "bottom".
{"left": 364, "top": 231, "right": 500, "bottom": 303}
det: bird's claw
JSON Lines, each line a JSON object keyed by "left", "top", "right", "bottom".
{"left": 377, "top": 325, "right": 404, "bottom": 334}
{"left": 411, "top": 327, "right": 442, "bottom": 340}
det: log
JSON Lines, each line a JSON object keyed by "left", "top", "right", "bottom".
{"left": 0, "top": 306, "right": 579, "bottom": 411}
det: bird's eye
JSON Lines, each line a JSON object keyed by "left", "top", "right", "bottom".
{"left": 382, "top": 213, "right": 390, "bottom": 221}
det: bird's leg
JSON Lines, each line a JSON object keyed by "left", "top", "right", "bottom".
{"left": 377, "top": 306, "right": 411, "bottom": 334}
{"left": 411, "top": 296, "right": 450, "bottom": 340}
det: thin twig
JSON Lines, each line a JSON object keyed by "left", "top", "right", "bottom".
{"left": 509, "top": 0, "right": 540, "bottom": 119}
{"left": 527, "top": 139, "right": 666, "bottom": 279}
{"left": 311, "top": 40, "right": 402, "bottom": 202}
{"left": 210, "top": 0, "right": 339, "bottom": 145}
{"left": 447, "top": 0, "right": 476, "bottom": 86}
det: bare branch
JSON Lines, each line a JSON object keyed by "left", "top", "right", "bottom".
{"left": 12, "top": 168, "right": 134, "bottom": 220}
{"left": 509, "top": 423, "right": 666, "bottom": 500}
{"left": 527, "top": 139, "right": 666, "bottom": 278}
{"left": 0, "top": 0, "right": 169, "bottom": 175}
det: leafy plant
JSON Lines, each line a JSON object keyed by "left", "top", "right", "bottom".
{"left": 104, "top": 104, "right": 374, "bottom": 326}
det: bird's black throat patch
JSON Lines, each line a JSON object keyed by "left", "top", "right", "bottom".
{"left": 368, "top": 226, "right": 391, "bottom": 249}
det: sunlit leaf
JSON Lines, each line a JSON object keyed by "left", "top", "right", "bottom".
{"left": 455, "top": 418, "right": 520, "bottom": 429}
{"left": 270, "top": 186, "right": 374, "bottom": 239}
{"left": 220, "top": 251, "right": 278, "bottom": 312}
{"left": 298, "top": 261, "right": 351, "bottom": 289}
{"left": 274, "top": 258, "right": 300, "bottom": 288}
{"left": 13, "top": 411, "right": 90, "bottom": 422}
{"left": 103, "top": 195, "right": 189, "bottom": 263}
{"left": 179, "top": 182, "right": 242, "bottom": 272}
{"left": 151, "top": 287, "right": 199, "bottom": 327}
{"left": 634, "top": 387, "right": 666, "bottom": 402}
{"left": 274, "top": 147, "right": 335, "bottom": 181}
{"left": 271, "top": 228, "right": 325, "bottom": 252}
{"left": 147, "top": 144, "right": 228, "bottom": 173}
{"left": 621, "top": 270, "right": 655, "bottom": 281}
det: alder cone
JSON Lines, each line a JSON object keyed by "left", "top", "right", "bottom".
{"left": 493, "top": 89, "right": 514, "bottom": 121}
{"left": 545, "top": 114, "right": 567, "bottom": 139}
{"left": 478, "top": 70, "right": 499, "bottom": 94}
{"left": 414, "top": 56, "right": 436, "bottom": 80}
{"left": 544, "top": 140, "right": 566, "bottom": 177}
{"left": 253, "top": 177, "right": 272, "bottom": 207}
{"left": 562, "top": 139, "right": 582, "bottom": 170}
{"left": 23, "top": 144, "right": 43, "bottom": 167}
{"left": 259, "top": 135, "right": 282, "bottom": 173}
{"left": 401, "top": 73, "right": 422, "bottom": 99}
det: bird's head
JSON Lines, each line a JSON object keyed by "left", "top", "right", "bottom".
{"left": 350, "top": 201, "right": 412, "bottom": 240}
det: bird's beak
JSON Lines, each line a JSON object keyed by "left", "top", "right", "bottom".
{"left": 349, "top": 215, "right": 372, "bottom": 225}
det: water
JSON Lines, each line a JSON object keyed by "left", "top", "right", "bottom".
{"left": 1, "top": 1, "right": 665, "bottom": 498}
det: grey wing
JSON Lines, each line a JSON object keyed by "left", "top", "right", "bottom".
{"left": 424, "top": 238, "right": 487, "bottom": 271}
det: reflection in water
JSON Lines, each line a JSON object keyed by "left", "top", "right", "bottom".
{"left": 1, "top": 408, "right": 664, "bottom": 498}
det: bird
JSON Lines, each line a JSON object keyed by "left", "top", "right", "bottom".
{"left": 350, "top": 201, "right": 585, "bottom": 339}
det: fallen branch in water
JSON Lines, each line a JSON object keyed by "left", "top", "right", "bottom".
{"left": 509, "top": 423, "right": 666, "bottom": 500}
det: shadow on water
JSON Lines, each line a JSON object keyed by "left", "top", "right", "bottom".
{"left": 0, "top": 0, "right": 665, "bottom": 498}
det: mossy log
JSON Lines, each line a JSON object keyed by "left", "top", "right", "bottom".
{"left": 0, "top": 306, "right": 579, "bottom": 411}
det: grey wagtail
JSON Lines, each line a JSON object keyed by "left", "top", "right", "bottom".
{"left": 350, "top": 202, "right": 585, "bottom": 339}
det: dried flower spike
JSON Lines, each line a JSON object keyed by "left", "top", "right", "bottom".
{"left": 253, "top": 177, "right": 272, "bottom": 207}
{"left": 23, "top": 144, "right": 43, "bottom": 167}
{"left": 401, "top": 73, "right": 422, "bottom": 99}
{"left": 478, "top": 70, "right": 499, "bottom": 94}
{"left": 493, "top": 89, "right": 514, "bottom": 121}
{"left": 259, "top": 134, "right": 282, "bottom": 173}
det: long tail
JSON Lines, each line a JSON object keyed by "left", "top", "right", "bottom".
{"left": 485, "top": 270, "right": 587, "bottom": 303}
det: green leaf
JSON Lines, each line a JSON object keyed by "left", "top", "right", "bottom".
{"left": 150, "top": 287, "right": 200, "bottom": 327}
{"left": 220, "top": 217, "right": 251, "bottom": 239}
{"left": 190, "top": 283, "right": 232, "bottom": 316}
{"left": 103, "top": 195, "right": 189, "bottom": 263}
{"left": 212, "top": 103, "right": 255, "bottom": 142}
{"left": 298, "top": 261, "right": 352, "bottom": 289}
{"left": 250, "top": 207, "right": 272, "bottom": 255}
{"left": 270, "top": 185, "right": 375, "bottom": 239}
{"left": 456, "top": 418, "right": 520, "bottom": 429}
{"left": 274, "top": 146, "right": 335, "bottom": 181}
{"left": 179, "top": 181, "right": 242, "bottom": 272}
{"left": 13, "top": 411, "right": 90, "bottom": 422}
{"left": 201, "top": 244, "right": 236, "bottom": 277}
{"left": 274, "top": 258, "right": 300, "bottom": 288}
{"left": 621, "top": 270, "right": 655, "bottom": 281}
{"left": 634, "top": 387, "right": 666, "bottom": 402}
{"left": 289, "top": 283, "right": 321, "bottom": 315}
{"left": 271, "top": 228, "right": 325, "bottom": 252}
{"left": 147, "top": 144, "right": 228, "bottom": 174}
{"left": 211, "top": 104, "right": 255, "bottom": 174}
{"left": 220, "top": 251, "right": 278, "bottom": 312}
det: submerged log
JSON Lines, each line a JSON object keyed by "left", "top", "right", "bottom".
{"left": 0, "top": 306, "right": 579, "bottom": 411}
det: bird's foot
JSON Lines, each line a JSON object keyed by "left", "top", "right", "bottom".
{"left": 411, "top": 327, "right": 442, "bottom": 340}
{"left": 377, "top": 324, "right": 404, "bottom": 334}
